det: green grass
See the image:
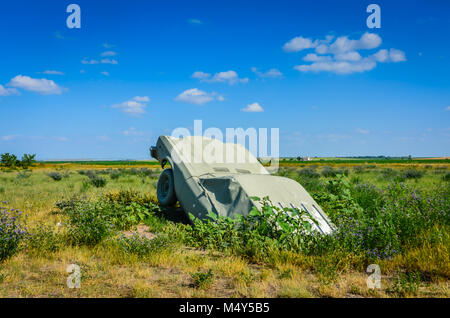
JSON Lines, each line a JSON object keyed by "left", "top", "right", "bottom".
{"left": 0, "top": 163, "right": 448, "bottom": 298}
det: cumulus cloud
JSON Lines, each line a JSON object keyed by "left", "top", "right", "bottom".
{"left": 112, "top": 96, "right": 150, "bottom": 115}
{"left": 283, "top": 36, "right": 317, "bottom": 52}
{"left": 175, "top": 88, "right": 222, "bottom": 105}
{"left": 242, "top": 102, "right": 264, "bottom": 112}
{"left": 251, "top": 67, "right": 283, "bottom": 78}
{"left": 42, "top": 70, "right": 64, "bottom": 75}
{"left": 191, "top": 71, "right": 211, "bottom": 80}
{"left": 371, "top": 48, "right": 406, "bottom": 62}
{"left": 133, "top": 96, "right": 150, "bottom": 102}
{"left": 7, "top": 75, "right": 63, "bottom": 95}
{"left": 191, "top": 70, "right": 248, "bottom": 84}
{"left": 295, "top": 59, "right": 377, "bottom": 74}
{"left": 287, "top": 32, "right": 406, "bottom": 74}
{"left": 0, "top": 84, "right": 19, "bottom": 96}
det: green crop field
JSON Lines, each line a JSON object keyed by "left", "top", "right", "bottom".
{"left": 0, "top": 162, "right": 449, "bottom": 298}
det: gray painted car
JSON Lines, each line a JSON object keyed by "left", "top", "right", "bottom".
{"left": 150, "top": 135, "right": 334, "bottom": 234}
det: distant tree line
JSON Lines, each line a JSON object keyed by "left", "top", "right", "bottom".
{"left": 0, "top": 153, "right": 36, "bottom": 169}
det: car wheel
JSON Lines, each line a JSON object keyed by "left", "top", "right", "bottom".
{"left": 157, "top": 168, "right": 177, "bottom": 206}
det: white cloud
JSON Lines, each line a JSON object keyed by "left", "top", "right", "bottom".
{"left": 356, "top": 128, "right": 370, "bottom": 134}
{"left": 100, "top": 58, "right": 118, "bottom": 64}
{"left": 289, "top": 32, "right": 405, "bottom": 74}
{"left": 7, "top": 75, "right": 63, "bottom": 95}
{"left": 192, "top": 70, "right": 248, "bottom": 84}
{"left": 123, "top": 127, "right": 143, "bottom": 136}
{"left": 100, "top": 51, "right": 117, "bottom": 57}
{"left": 445, "top": 106, "right": 450, "bottom": 112}
{"left": 242, "top": 102, "right": 264, "bottom": 112}
{"left": 302, "top": 53, "right": 332, "bottom": 62}
{"left": 112, "top": 96, "right": 150, "bottom": 115}
{"left": 102, "top": 43, "right": 115, "bottom": 48}
{"left": 326, "top": 33, "right": 382, "bottom": 54}
{"left": 97, "top": 135, "right": 110, "bottom": 141}
{"left": 295, "top": 59, "right": 377, "bottom": 74}
{"left": 388, "top": 48, "right": 406, "bottom": 62}
{"left": 81, "top": 59, "right": 99, "bottom": 65}
{"left": 1, "top": 135, "right": 17, "bottom": 141}
{"left": 371, "top": 48, "right": 406, "bottom": 63}
{"left": 251, "top": 67, "right": 283, "bottom": 78}
{"left": 133, "top": 96, "right": 150, "bottom": 102}
{"left": 210, "top": 70, "right": 248, "bottom": 84}
{"left": 0, "top": 84, "right": 19, "bottom": 96}
{"left": 191, "top": 71, "right": 211, "bottom": 80}
{"left": 371, "top": 49, "right": 389, "bottom": 62}
{"left": 56, "top": 137, "right": 68, "bottom": 142}
{"left": 42, "top": 70, "right": 64, "bottom": 75}
{"left": 101, "top": 71, "right": 110, "bottom": 76}
{"left": 188, "top": 18, "right": 203, "bottom": 25}
{"left": 283, "top": 36, "right": 317, "bottom": 52}
{"left": 175, "top": 88, "right": 219, "bottom": 105}
{"left": 82, "top": 58, "right": 118, "bottom": 65}
{"left": 334, "top": 51, "right": 362, "bottom": 61}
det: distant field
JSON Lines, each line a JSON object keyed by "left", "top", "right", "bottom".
{"left": 280, "top": 158, "right": 450, "bottom": 165}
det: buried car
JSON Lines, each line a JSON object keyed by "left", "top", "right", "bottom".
{"left": 150, "top": 135, "right": 334, "bottom": 234}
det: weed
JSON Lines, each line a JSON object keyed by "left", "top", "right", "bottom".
{"left": 47, "top": 172, "right": 62, "bottom": 181}
{"left": 191, "top": 268, "right": 214, "bottom": 289}
{"left": 388, "top": 271, "right": 421, "bottom": 297}
{"left": 26, "top": 225, "right": 64, "bottom": 254}
{"left": 0, "top": 202, "right": 28, "bottom": 261}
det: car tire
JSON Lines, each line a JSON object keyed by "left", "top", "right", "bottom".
{"left": 157, "top": 168, "right": 177, "bottom": 206}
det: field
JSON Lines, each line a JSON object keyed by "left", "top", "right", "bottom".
{"left": 0, "top": 160, "right": 449, "bottom": 298}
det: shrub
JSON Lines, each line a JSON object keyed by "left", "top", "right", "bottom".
{"left": 0, "top": 153, "right": 18, "bottom": 168}
{"left": 298, "top": 168, "right": 320, "bottom": 178}
{"left": 191, "top": 268, "right": 214, "bottom": 289}
{"left": 353, "top": 166, "right": 366, "bottom": 174}
{"left": 47, "top": 172, "right": 62, "bottom": 181}
{"left": 387, "top": 271, "right": 421, "bottom": 297}
{"left": 89, "top": 175, "right": 107, "bottom": 188}
{"left": 110, "top": 171, "right": 121, "bottom": 180}
{"left": 402, "top": 169, "right": 424, "bottom": 179}
{"left": 114, "top": 234, "right": 170, "bottom": 257}
{"left": 0, "top": 202, "right": 28, "bottom": 261}
{"left": 20, "top": 154, "right": 36, "bottom": 169}
{"left": 443, "top": 172, "right": 450, "bottom": 182}
{"left": 16, "top": 170, "right": 32, "bottom": 180}
{"left": 321, "top": 166, "right": 337, "bottom": 177}
{"left": 57, "top": 198, "right": 112, "bottom": 246}
{"left": 26, "top": 225, "right": 64, "bottom": 254}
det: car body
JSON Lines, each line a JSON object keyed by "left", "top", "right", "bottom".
{"left": 150, "top": 135, "right": 334, "bottom": 234}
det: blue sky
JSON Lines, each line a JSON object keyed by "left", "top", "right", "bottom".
{"left": 0, "top": 0, "right": 449, "bottom": 159}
